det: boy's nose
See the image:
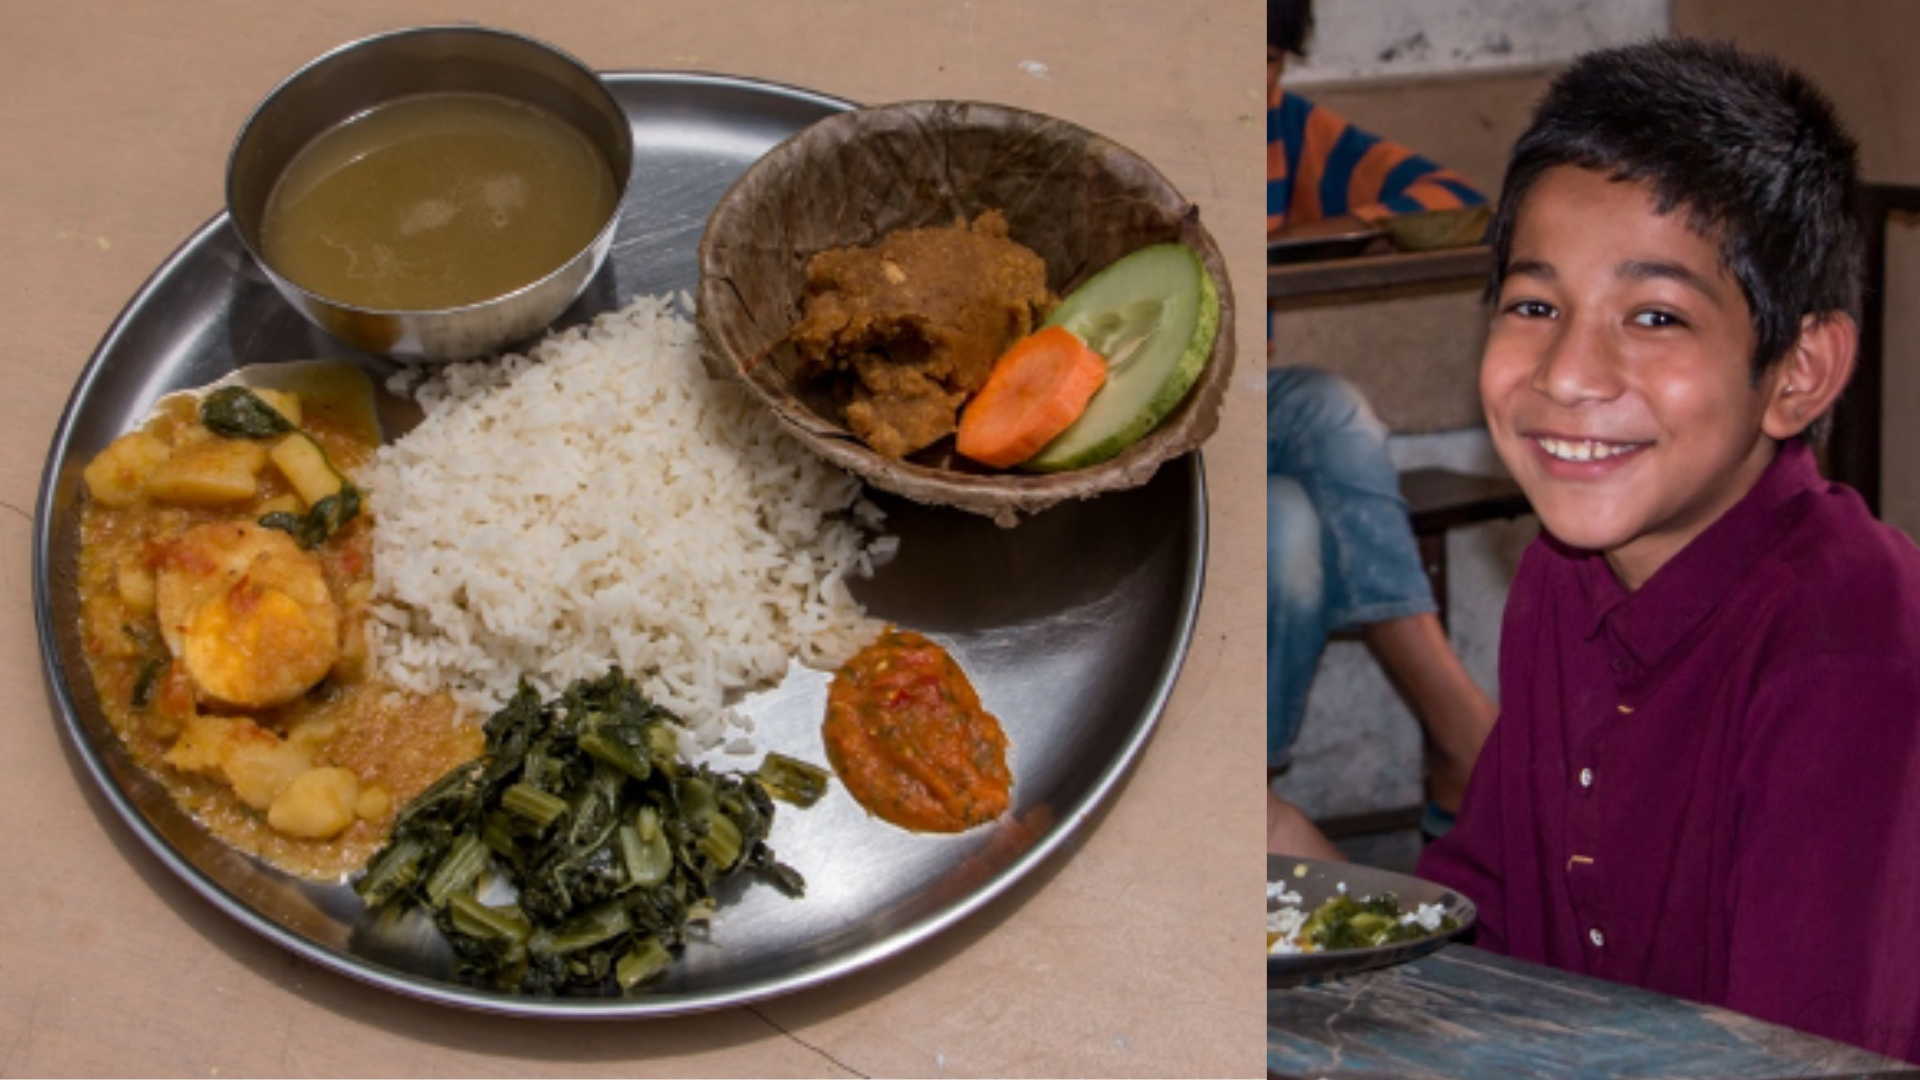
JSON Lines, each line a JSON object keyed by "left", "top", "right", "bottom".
{"left": 1531, "top": 315, "right": 1623, "bottom": 405}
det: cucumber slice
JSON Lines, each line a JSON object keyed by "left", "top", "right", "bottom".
{"left": 1023, "top": 243, "right": 1218, "bottom": 472}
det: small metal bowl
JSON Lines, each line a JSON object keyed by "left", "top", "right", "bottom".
{"left": 225, "top": 25, "right": 633, "bottom": 363}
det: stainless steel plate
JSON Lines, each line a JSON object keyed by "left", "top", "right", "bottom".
{"left": 32, "top": 73, "right": 1206, "bottom": 1017}
{"left": 1266, "top": 856, "right": 1476, "bottom": 988}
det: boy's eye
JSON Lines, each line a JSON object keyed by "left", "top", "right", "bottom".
{"left": 1505, "top": 299, "right": 1556, "bottom": 319}
{"left": 1632, "top": 309, "right": 1686, "bottom": 328}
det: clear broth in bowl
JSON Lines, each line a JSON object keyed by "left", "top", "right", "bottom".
{"left": 261, "top": 92, "right": 618, "bottom": 311}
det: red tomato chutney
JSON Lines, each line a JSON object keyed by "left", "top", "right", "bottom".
{"left": 822, "top": 627, "right": 1012, "bottom": 832}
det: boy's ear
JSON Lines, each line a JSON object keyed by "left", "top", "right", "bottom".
{"left": 1762, "top": 313, "right": 1857, "bottom": 441}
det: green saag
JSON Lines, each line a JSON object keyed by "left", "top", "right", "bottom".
{"left": 258, "top": 483, "right": 361, "bottom": 550}
{"left": 1299, "top": 892, "right": 1458, "bottom": 951}
{"left": 199, "top": 385, "right": 296, "bottom": 439}
{"left": 355, "top": 670, "right": 816, "bottom": 995}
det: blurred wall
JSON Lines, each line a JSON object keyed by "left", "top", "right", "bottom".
{"left": 1673, "top": 1, "right": 1920, "bottom": 182}
{"left": 1287, "top": 0, "right": 1667, "bottom": 85}
{"left": 1672, "top": 0, "right": 1920, "bottom": 541}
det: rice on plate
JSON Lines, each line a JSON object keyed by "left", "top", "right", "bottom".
{"left": 364, "top": 292, "right": 893, "bottom": 750}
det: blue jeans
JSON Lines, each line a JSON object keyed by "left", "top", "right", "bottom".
{"left": 1268, "top": 366, "right": 1435, "bottom": 770}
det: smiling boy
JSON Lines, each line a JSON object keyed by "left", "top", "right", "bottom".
{"left": 1416, "top": 39, "right": 1920, "bottom": 1062}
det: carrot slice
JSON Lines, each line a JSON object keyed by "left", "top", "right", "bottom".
{"left": 956, "top": 326, "right": 1109, "bottom": 468}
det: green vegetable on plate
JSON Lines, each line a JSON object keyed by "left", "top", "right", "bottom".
{"left": 355, "top": 670, "right": 814, "bottom": 996}
{"left": 199, "top": 385, "right": 297, "bottom": 440}
{"left": 1300, "top": 892, "right": 1457, "bottom": 951}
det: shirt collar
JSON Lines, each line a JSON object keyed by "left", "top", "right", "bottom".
{"left": 1571, "top": 440, "right": 1822, "bottom": 669}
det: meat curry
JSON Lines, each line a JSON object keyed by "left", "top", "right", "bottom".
{"left": 786, "top": 210, "right": 1054, "bottom": 459}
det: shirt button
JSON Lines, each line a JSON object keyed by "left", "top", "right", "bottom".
{"left": 1589, "top": 928, "right": 1606, "bottom": 948}
{"left": 1579, "top": 767, "right": 1594, "bottom": 789}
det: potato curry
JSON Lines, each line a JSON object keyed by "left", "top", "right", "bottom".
{"left": 76, "top": 369, "right": 480, "bottom": 879}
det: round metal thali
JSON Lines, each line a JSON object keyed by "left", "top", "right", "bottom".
{"left": 32, "top": 73, "right": 1207, "bottom": 1017}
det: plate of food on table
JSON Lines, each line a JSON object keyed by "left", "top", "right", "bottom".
{"left": 32, "top": 25, "right": 1235, "bottom": 1016}
{"left": 1266, "top": 855, "right": 1476, "bottom": 988}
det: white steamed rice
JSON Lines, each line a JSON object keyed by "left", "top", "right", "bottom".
{"left": 363, "top": 292, "right": 891, "bottom": 748}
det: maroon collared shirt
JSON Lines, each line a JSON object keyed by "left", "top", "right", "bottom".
{"left": 1420, "top": 440, "right": 1920, "bottom": 1063}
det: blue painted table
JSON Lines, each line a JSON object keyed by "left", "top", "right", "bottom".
{"left": 1268, "top": 944, "right": 1918, "bottom": 1079}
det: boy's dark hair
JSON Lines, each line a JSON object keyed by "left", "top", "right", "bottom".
{"left": 1270, "top": 0, "right": 1313, "bottom": 58}
{"left": 1487, "top": 37, "right": 1863, "bottom": 392}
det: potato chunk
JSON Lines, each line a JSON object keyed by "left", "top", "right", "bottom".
{"left": 250, "top": 388, "right": 303, "bottom": 428}
{"left": 144, "top": 438, "right": 270, "bottom": 506}
{"left": 115, "top": 558, "right": 156, "bottom": 616}
{"left": 270, "top": 434, "right": 342, "bottom": 507}
{"left": 153, "top": 522, "right": 340, "bottom": 707}
{"left": 354, "top": 784, "right": 393, "bottom": 823}
{"left": 164, "top": 713, "right": 313, "bottom": 811}
{"left": 82, "top": 431, "right": 173, "bottom": 508}
{"left": 255, "top": 493, "right": 303, "bottom": 517}
{"left": 268, "top": 767, "right": 360, "bottom": 839}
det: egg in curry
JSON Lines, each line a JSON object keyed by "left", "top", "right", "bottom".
{"left": 75, "top": 367, "right": 480, "bottom": 879}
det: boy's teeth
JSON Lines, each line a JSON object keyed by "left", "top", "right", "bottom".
{"left": 1538, "top": 437, "right": 1636, "bottom": 462}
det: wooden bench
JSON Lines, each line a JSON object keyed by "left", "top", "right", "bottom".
{"left": 1400, "top": 466, "right": 1533, "bottom": 629}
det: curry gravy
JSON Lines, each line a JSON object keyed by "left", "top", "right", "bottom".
{"left": 77, "top": 373, "right": 481, "bottom": 880}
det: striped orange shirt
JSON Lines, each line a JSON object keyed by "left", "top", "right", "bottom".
{"left": 1268, "top": 85, "right": 1485, "bottom": 235}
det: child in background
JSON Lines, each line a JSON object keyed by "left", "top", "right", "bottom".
{"left": 1266, "top": 0, "right": 1496, "bottom": 833}
{"left": 1412, "top": 37, "right": 1920, "bottom": 1062}
{"left": 1267, "top": 0, "right": 1482, "bottom": 241}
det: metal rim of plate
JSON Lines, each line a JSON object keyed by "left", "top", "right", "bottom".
{"left": 1265, "top": 855, "right": 1476, "bottom": 988}
{"left": 31, "top": 72, "right": 1209, "bottom": 1018}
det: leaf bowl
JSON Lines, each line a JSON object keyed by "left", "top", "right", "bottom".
{"left": 694, "top": 99, "right": 1236, "bottom": 527}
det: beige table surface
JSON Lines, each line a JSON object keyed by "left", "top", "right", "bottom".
{"left": 0, "top": 2, "right": 1267, "bottom": 1076}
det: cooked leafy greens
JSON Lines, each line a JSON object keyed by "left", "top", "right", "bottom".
{"left": 259, "top": 483, "right": 361, "bottom": 550}
{"left": 355, "top": 670, "right": 812, "bottom": 996}
{"left": 1299, "top": 892, "right": 1456, "bottom": 951}
{"left": 122, "top": 624, "right": 166, "bottom": 711}
{"left": 130, "top": 655, "right": 165, "bottom": 710}
{"left": 754, "top": 751, "right": 832, "bottom": 808}
{"left": 199, "top": 386, "right": 296, "bottom": 439}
